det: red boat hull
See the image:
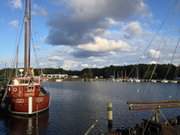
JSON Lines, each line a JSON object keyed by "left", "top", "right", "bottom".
{"left": 9, "top": 95, "right": 49, "bottom": 115}
{"left": 7, "top": 79, "right": 50, "bottom": 115}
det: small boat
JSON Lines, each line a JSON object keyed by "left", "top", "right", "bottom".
{"left": 170, "top": 80, "right": 178, "bottom": 84}
{"left": 56, "top": 79, "right": 63, "bottom": 82}
{"left": 5, "top": 0, "right": 50, "bottom": 115}
{"left": 128, "top": 78, "right": 134, "bottom": 83}
{"left": 161, "top": 79, "right": 168, "bottom": 83}
{"left": 151, "top": 79, "right": 157, "bottom": 83}
{"left": 134, "top": 79, "right": 141, "bottom": 83}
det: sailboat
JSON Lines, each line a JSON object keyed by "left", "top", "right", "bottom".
{"left": 134, "top": 65, "right": 141, "bottom": 83}
{"left": 6, "top": 0, "right": 50, "bottom": 115}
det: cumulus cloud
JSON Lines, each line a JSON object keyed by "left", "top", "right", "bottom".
{"left": 149, "top": 61, "right": 157, "bottom": 64}
{"left": 62, "top": 60, "right": 80, "bottom": 70}
{"left": 68, "top": 0, "right": 147, "bottom": 20}
{"left": 48, "top": 55, "right": 63, "bottom": 62}
{"left": 47, "top": 0, "right": 149, "bottom": 46}
{"left": 9, "top": 20, "right": 19, "bottom": 29}
{"left": 124, "top": 21, "right": 143, "bottom": 37}
{"left": 73, "top": 50, "right": 108, "bottom": 58}
{"left": 32, "top": 4, "right": 48, "bottom": 16}
{"left": 78, "top": 37, "right": 131, "bottom": 52}
{"left": 147, "top": 49, "right": 160, "bottom": 59}
{"left": 9, "top": 0, "right": 22, "bottom": 9}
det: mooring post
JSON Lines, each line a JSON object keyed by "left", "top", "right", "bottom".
{"left": 107, "top": 102, "right": 113, "bottom": 131}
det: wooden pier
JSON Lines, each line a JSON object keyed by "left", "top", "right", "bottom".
{"left": 104, "top": 101, "right": 180, "bottom": 135}
{"left": 107, "top": 120, "right": 180, "bottom": 135}
{"left": 127, "top": 100, "right": 180, "bottom": 111}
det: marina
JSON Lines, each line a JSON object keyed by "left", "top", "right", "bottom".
{"left": 0, "top": 0, "right": 179, "bottom": 134}
{"left": 0, "top": 81, "right": 180, "bottom": 134}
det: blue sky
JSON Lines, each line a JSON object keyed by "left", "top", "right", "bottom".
{"left": 0, "top": 0, "right": 180, "bottom": 70}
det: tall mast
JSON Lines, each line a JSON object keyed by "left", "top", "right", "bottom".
{"left": 136, "top": 65, "right": 139, "bottom": 79}
{"left": 24, "top": 0, "right": 31, "bottom": 75}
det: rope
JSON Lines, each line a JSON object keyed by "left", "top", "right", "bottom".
{"left": 31, "top": 37, "right": 40, "bottom": 68}
{"left": 142, "top": 115, "right": 153, "bottom": 135}
{"left": 113, "top": 0, "right": 178, "bottom": 83}
{"left": 15, "top": 15, "right": 24, "bottom": 77}
{"left": 31, "top": 31, "right": 44, "bottom": 76}
{"left": 164, "top": 37, "right": 180, "bottom": 79}
{"left": 124, "top": 0, "right": 179, "bottom": 103}
{"left": 159, "top": 109, "right": 174, "bottom": 129}
{"left": 5, "top": 7, "right": 25, "bottom": 80}
{"left": 84, "top": 120, "right": 98, "bottom": 135}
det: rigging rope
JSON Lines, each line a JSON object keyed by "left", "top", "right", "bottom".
{"left": 31, "top": 31, "right": 44, "bottom": 76}
{"left": 14, "top": 16, "right": 25, "bottom": 77}
{"left": 135, "top": 0, "right": 180, "bottom": 100}
{"left": 164, "top": 37, "right": 180, "bottom": 79}
{"left": 127, "top": 0, "right": 179, "bottom": 80}
{"left": 7, "top": 8, "right": 25, "bottom": 80}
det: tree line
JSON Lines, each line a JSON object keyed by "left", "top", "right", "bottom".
{"left": 0, "top": 64, "right": 179, "bottom": 80}
{"left": 34, "top": 64, "right": 180, "bottom": 80}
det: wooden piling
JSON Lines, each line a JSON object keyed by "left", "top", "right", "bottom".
{"left": 107, "top": 102, "right": 113, "bottom": 131}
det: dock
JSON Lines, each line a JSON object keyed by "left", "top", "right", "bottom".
{"left": 107, "top": 119, "right": 180, "bottom": 135}
{"left": 127, "top": 100, "right": 180, "bottom": 111}
{"left": 104, "top": 101, "right": 180, "bottom": 135}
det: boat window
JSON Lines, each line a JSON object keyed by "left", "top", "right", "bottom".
{"left": 41, "top": 87, "right": 47, "bottom": 94}
{"left": 28, "top": 86, "right": 34, "bottom": 91}
{"left": 9, "top": 80, "right": 13, "bottom": 85}
{"left": 13, "top": 79, "right": 19, "bottom": 85}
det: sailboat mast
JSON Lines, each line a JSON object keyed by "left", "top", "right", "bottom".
{"left": 24, "top": 0, "right": 31, "bottom": 75}
{"left": 136, "top": 65, "right": 139, "bottom": 79}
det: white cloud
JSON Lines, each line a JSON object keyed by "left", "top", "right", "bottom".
{"left": 106, "top": 18, "right": 119, "bottom": 25}
{"left": 69, "top": 0, "right": 148, "bottom": 20}
{"left": 48, "top": 55, "right": 63, "bottom": 62}
{"left": 62, "top": 60, "right": 80, "bottom": 70}
{"left": 32, "top": 4, "right": 48, "bottom": 16}
{"left": 149, "top": 61, "right": 157, "bottom": 64}
{"left": 81, "top": 64, "right": 89, "bottom": 68}
{"left": 78, "top": 37, "right": 131, "bottom": 53}
{"left": 47, "top": 0, "right": 149, "bottom": 46}
{"left": 9, "top": 20, "right": 19, "bottom": 29}
{"left": 147, "top": 49, "right": 160, "bottom": 59}
{"left": 80, "top": 63, "right": 98, "bottom": 68}
{"left": 125, "top": 21, "right": 143, "bottom": 36}
{"left": 9, "top": 0, "right": 22, "bottom": 9}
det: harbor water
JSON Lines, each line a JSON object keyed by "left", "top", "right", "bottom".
{"left": 0, "top": 81, "right": 180, "bottom": 135}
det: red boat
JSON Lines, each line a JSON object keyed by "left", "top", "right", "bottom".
{"left": 6, "top": 0, "right": 50, "bottom": 115}
{"left": 7, "top": 76, "right": 50, "bottom": 115}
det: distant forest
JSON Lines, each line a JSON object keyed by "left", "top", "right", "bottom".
{"left": 38, "top": 64, "right": 180, "bottom": 80}
{"left": 0, "top": 64, "right": 179, "bottom": 80}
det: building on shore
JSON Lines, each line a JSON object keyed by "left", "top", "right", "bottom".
{"left": 43, "top": 74, "right": 68, "bottom": 80}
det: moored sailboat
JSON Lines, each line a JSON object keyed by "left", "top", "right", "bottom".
{"left": 6, "top": 0, "right": 50, "bottom": 115}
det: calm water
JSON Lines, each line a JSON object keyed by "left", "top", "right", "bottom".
{"left": 0, "top": 81, "right": 180, "bottom": 135}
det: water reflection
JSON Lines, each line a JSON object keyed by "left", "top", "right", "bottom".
{"left": 5, "top": 111, "right": 49, "bottom": 135}
{"left": 0, "top": 81, "right": 180, "bottom": 135}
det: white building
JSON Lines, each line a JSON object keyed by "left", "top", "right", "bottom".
{"left": 43, "top": 74, "right": 68, "bottom": 79}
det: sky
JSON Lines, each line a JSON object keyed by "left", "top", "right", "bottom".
{"left": 0, "top": 0, "right": 180, "bottom": 70}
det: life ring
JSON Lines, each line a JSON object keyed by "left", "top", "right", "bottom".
{"left": 12, "top": 88, "right": 18, "bottom": 92}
